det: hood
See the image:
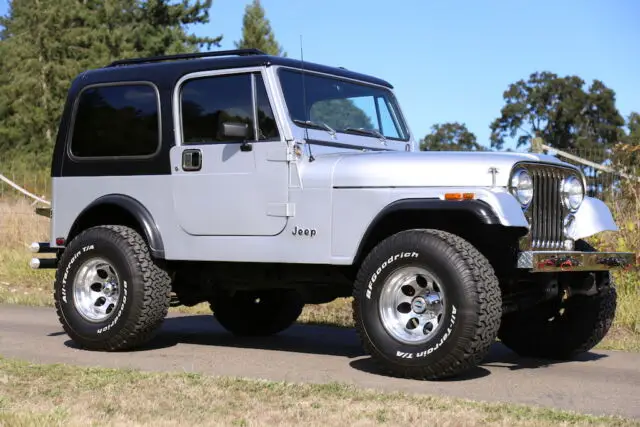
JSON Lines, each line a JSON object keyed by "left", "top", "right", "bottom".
{"left": 299, "top": 150, "right": 574, "bottom": 189}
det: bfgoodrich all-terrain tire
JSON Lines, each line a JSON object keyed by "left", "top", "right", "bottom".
{"left": 353, "top": 229, "right": 502, "bottom": 380}
{"left": 54, "top": 225, "right": 171, "bottom": 351}
{"left": 212, "top": 289, "right": 304, "bottom": 336}
{"left": 497, "top": 240, "right": 617, "bottom": 360}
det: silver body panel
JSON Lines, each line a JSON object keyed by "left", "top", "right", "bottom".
{"left": 49, "top": 155, "right": 618, "bottom": 265}
{"left": 48, "top": 63, "right": 622, "bottom": 266}
{"left": 568, "top": 196, "right": 618, "bottom": 240}
{"left": 300, "top": 150, "right": 568, "bottom": 188}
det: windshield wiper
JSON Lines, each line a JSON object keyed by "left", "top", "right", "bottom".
{"left": 343, "top": 127, "right": 387, "bottom": 145}
{"left": 293, "top": 119, "right": 336, "bottom": 138}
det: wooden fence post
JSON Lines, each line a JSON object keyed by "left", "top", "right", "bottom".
{"left": 531, "top": 137, "right": 544, "bottom": 153}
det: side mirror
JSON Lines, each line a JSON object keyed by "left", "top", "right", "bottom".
{"left": 221, "top": 122, "right": 252, "bottom": 152}
{"left": 222, "top": 122, "right": 248, "bottom": 139}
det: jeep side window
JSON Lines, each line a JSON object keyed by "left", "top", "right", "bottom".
{"left": 70, "top": 83, "right": 160, "bottom": 158}
{"left": 181, "top": 72, "right": 279, "bottom": 144}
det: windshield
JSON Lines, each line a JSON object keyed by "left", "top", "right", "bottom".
{"left": 278, "top": 68, "right": 410, "bottom": 142}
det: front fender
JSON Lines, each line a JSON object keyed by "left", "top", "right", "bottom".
{"left": 567, "top": 196, "right": 618, "bottom": 240}
{"left": 475, "top": 191, "right": 620, "bottom": 241}
{"left": 376, "top": 187, "right": 530, "bottom": 228}
{"left": 471, "top": 188, "right": 529, "bottom": 228}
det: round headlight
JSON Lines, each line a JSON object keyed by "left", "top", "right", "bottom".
{"left": 562, "top": 175, "right": 584, "bottom": 211}
{"left": 510, "top": 169, "right": 533, "bottom": 206}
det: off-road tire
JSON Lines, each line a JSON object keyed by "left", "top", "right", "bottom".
{"left": 212, "top": 289, "right": 304, "bottom": 336}
{"left": 54, "top": 225, "right": 171, "bottom": 351}
{"left": 353, "top": 229, "right": 502, "bottom": 380}
{"left": 497, "top": 240, "right": 617, "bottom": 359}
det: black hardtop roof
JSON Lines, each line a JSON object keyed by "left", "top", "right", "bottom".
{"left": 73, "top": 48, "right": 393, "bottom": 89}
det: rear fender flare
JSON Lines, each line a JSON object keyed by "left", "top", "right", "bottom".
{"left": 67, "top": 194, "right": 165, "bottom": 258}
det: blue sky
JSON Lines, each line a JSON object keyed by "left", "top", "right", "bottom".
{"left": 2, "top": 0, "right": 639, "bottom": 151}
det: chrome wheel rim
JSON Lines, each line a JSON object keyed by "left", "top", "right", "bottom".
{"left": 72, "top": 257, "right": 121, "bottom": 322}
{"left": 379, "top": 266, "right": 447, "bottom": 345}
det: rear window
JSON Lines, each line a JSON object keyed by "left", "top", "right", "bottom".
{"left": 70, "top": 83, "right": 160, "bottom": 158}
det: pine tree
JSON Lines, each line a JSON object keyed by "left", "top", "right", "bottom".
{"left": 235, "top": 0, "right": 285, "bottom": 56}
{"left": 0, "top": 0, "right": 222, "bottom": 168}
{"left": 0, "top": 0, "right": 90, "bottom": 163}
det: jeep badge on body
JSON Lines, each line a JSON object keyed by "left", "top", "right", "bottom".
{"left": 28, "top": 48, "right": 635, "bottom": 380}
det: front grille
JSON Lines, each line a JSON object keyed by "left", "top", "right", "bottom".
{"left": 517, "top": 164, "right": 574, "bottom": 250}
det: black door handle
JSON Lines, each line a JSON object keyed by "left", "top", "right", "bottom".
{"left": 182, "top": 149, "right": 202, "bottom": 171}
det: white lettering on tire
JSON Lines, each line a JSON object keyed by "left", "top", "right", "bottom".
{"left": 97, "top": 280, "right": 128, "bottom": 334}
{"left": 396, "top": 351, "right": 414, "bottom": 358}
{"left": 61, "top": 244, "right": 96, "bottom": 303}
{"left": 366, "top": 252, "right": 419, "bottom": 299}
{"left": 395, "top": 305, "right": 457, "bottom": 359}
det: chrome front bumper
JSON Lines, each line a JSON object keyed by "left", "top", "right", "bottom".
{"left": 518, "top": 251, "right": 636, "bottom": 272}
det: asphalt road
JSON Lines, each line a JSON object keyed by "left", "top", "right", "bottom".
{"left": 1, "top": 304, "right": 639, "bottom": 419}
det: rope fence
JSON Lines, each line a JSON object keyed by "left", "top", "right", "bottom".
{"left": 540, "top": 143, "right": 640, "bottom": 183}
{"left": 531, "top": 138, "right": 640, "bottom": 200}
{"left": 0, "top": 174, "right": 50, "bottom": 206}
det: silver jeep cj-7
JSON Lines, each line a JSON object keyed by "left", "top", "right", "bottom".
{"left": 29, "top": 49, "right": 635, "bottom": 379}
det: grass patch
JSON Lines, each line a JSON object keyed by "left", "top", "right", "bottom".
{"left": 0, "top": 199, "right": 55, "bottom": 307}
{"left": 1, "top": 198, "right": 638, "bottom": 352}
{"left": 0, "top": 356, "right": 636, "bottom": 426}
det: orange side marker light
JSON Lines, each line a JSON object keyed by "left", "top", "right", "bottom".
{"left": 444, "top": 193, "right": 475, "bottom": 201}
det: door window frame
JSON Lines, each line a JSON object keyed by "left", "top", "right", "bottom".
{"left": 173, "top": 66, "right": 286, "bottom": 147}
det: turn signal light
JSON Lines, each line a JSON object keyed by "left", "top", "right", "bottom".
{"left": 444, "top": 193, "right": 475, "bottom": 201}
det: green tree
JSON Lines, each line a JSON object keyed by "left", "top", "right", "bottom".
{"left": 612, "top": 112, "right": 640, "bottom": 176}
{"left": 490, "top": 71, "right": 625, "bottom": 151}
{"left": 0, "top": 0, "right": 221, "bottom": 168}
{"left": 420, "top": 122, "right": 485, "bottom": 151}
{"left": 234, "top": 0, "right": 284, "bottom": 56}
{"left": 625, "top": 112, "right": 640, "bottom": 145}
{"left": 0, "top": 0, "right": 88, "bottom": 161}
{"left": 117, "top": 0, "right": 222, "bottom": 57}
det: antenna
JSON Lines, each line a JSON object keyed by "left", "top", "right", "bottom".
{"left": 300, "top": 35, "right": 315, "bottom": 162}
